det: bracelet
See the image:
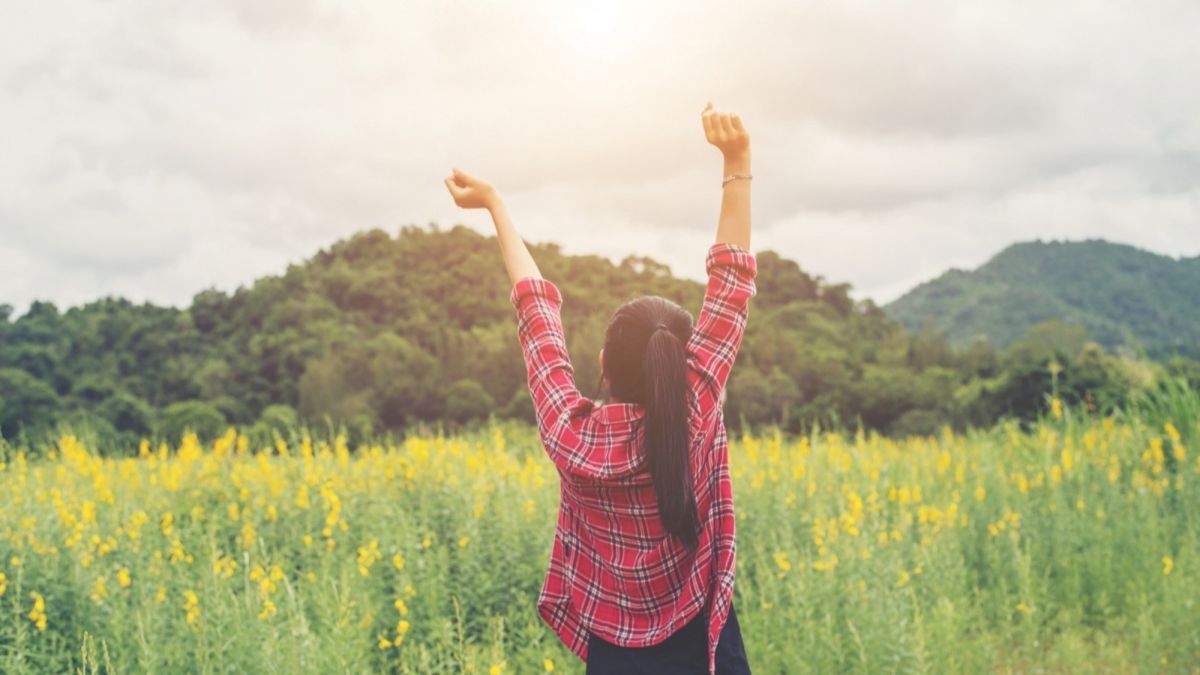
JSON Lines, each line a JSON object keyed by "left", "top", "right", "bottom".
{"left": 722, "top": 173, "right": 752, "bottom": 187}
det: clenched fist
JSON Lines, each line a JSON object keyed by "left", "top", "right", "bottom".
{"left": 701, "top": 101, "right": 750, "bottom": 160}
{"left": 444, "top": 168, "right": 498, "bottom": 210}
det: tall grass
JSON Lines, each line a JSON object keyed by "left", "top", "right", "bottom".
{"left": 1, "top": 385, "right": 1198, "bottom": 673}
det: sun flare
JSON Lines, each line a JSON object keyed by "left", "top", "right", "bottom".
{"left": 557, "top": 1, "right": 635, "bottom": 62}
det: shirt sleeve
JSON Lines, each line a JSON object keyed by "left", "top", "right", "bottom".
{"left": 686, "top": 242, "right": 758, "bottom": 417}
{"left": 509, "top": 277, "right": 600, "bottom": 475}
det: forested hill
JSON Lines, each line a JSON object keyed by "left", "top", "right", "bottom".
{"left": 2, "top": 225, "right": 1198, "bottom": 448}
{"left": 884, "top": 239, "right": 1200, "bottom": 360}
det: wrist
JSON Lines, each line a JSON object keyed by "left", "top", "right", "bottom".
{"left": 723, "top": 152, "right": 751, "bottom": 174}
{"left": 484, "top": 190, "right": 504, "bottom": 213}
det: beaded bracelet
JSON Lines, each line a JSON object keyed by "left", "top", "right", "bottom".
{"left": 722, "top": 173, "right": 753, "bottom": 187}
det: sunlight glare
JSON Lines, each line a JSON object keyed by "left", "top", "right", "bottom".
{"left": 560, "top": 1, "right": 633, "bottom": 62}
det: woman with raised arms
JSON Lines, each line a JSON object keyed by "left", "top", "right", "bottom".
{"left": 444, "top": 101, "right": 756, "bottom": 675}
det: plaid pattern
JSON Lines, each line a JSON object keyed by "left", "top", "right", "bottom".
{"left": 509, "top": 241, "right": 758, "bottom": 675}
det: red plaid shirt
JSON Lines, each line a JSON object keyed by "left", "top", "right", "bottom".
{"left": 509, "top": 241, "right": 758, "bottom": 675}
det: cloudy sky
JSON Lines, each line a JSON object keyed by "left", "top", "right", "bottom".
{"left": 3, "top": 0, "right": 1198, "bottom": 317}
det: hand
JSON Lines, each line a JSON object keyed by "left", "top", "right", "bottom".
{"left": 444, "top": 168, "right": 499, "bottom": 210}
{"left": 701, "top": 101, "right": 750, "bottom": 161}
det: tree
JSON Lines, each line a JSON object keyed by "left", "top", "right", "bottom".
{"left": 98, "top": 392, "right": 155, "bottom": 437}
{"left": 0, "top": 368, "right": 60, "bottom": 439}
{"left": 501, "top": 389, "right": 535, "bottom": 423}
{"left": 158, "top": 400, "right": 227, "bottom": 444}
{"left": 909, "top": 319, "right": 955, "bottom": 370}
{"left": 445, "top": 379, "right": 495, "bottom": 425}
{"left": 728, "top": 368, "right": 774, "bottom": 430}
{"left": 889, "top": 409, "right": 946, "bottom": 438}
{"left": 961, "top": 336, "right": 998, "bottom": 377}
{"left": 257, "top": 404, "right": 300, "bottom": 432}
{"left": 297, "top": 347, "right": 377, "bottom": 429}
{"left": 368, "top": 334, "right": 443, "bottom": 428}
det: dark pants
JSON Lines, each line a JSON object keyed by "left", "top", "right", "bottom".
{"left": 585, "top": 602, "right": 752, "bottom": 674}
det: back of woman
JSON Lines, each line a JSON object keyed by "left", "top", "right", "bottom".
{"left": 446, "top": 101, "right": 755, "bottom": 675}
{"left": 557, "top": 241, "right": 757, "bottom": 675}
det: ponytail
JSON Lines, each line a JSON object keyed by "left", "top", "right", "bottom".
{"left": 642, "top": 327, "right": 700, "bottom": 552}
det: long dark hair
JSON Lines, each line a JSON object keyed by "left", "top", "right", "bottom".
{"left": 599, "top": 296, "right": 699, "bottom": 552}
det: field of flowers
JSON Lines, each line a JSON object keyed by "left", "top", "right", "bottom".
{"left": 1, "top": 387, "right": 1198, "bottom": 673}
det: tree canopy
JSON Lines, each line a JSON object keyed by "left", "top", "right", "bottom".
{"left": 2, "top": 225, "right": 1196, "bottom": 449}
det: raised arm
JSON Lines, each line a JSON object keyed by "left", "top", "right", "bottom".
{"left": 702, "top": 101, "right": 751, "bottom": 249}
{"left": 687, "top": 103, "right": 757, "bottom": 415}
{"left": 443, "top": 168, "right": 598, "bottom": 475}
{"left": 443, "top": 167, "right": 541, "bottom": 284}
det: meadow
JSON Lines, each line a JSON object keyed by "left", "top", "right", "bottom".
{"left": 1, "top": 384, "right": 1198, "bottom": 674}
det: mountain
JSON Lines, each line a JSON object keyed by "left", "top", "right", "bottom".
{"left": 884, "top": 239, "right": 1200, "bottom": 359}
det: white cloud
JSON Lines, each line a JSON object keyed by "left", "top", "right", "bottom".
{"left": 1, "top": 0, "right": 1198, "bottom": 317}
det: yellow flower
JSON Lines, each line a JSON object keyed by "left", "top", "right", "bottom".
{"left": 422, "top": 536, "right": 432, "bottom": 549}
{"left": 812, "top": 553, "right": 839, "bottom": 572}
{"left": 28, "top": 591, "right": 47, "bottom": 631}
{"left": 183, "top": 590, "right": 200, "bottom": 625}
{"left": 394, "top": 598, "right": 409, "bottom": 615}
{"left": 89, "top": 575, "right": 108, "bottom": 604}
{"left": 896, "top": 570, "right": 910, "bottom": 588}
{"left": 1050, "top": 397, "right": 1063, "bottom": 419}
{"left": 458, "top": 536, "right": 471, "bottom": 548}
{"left": 1015, "top": 602, "right": 1033, "bottom": 615}
{"left": 396, "top": 619, "right": 410, "bottom": 636}
{"left": 489, "top": 662, "right": 506, "bottom": 675}
{"left": 258, "top": 598, "right": 277, "bottom": 620}
{"left": 117, "top": 568, "right": 132, "bottom": 588}
{"left": 0, "top": 572, "right": 7, "bottom": 598}
{"left": 377, "top": 632, "right": 393, "bottom": 649}
{"left": 1165, "top": 422, "right": 1181, "bottom": 444}
{"left": 1163, "top": 556, "right": 1174, "bottom": 576}
{"left": 544, "top": 658, "right": 555, "bottom": 672}
{"left": 358, "top": 539, "right": 382, "bottom": 575}
{"left": 773, "top": 552, "right": 791, "bottom": 572}
{"left": 393, "top": 553, "right": 405, "bottom": 570}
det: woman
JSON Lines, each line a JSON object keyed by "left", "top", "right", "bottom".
{"left": 444, "top": 101, "right": 755, "bottom": 675}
